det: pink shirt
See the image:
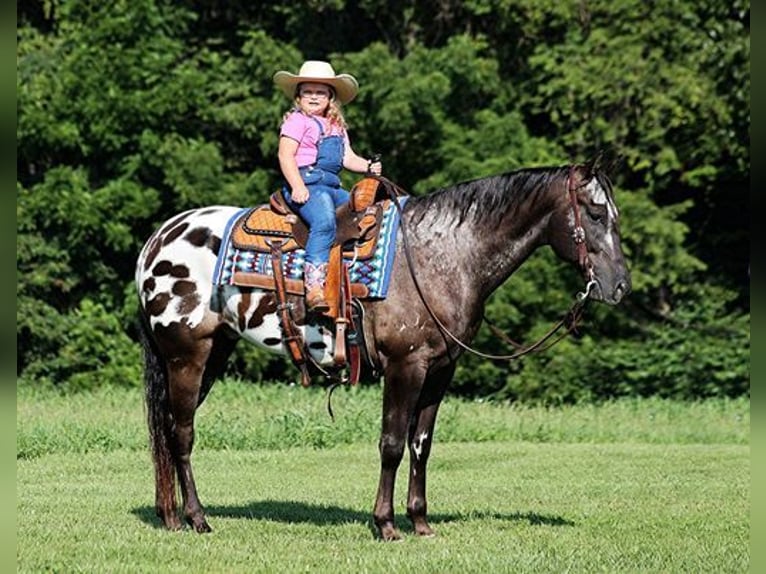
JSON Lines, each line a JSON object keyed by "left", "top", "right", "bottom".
{"left": 279, "top": 111, "right": 349, "bottom": 167}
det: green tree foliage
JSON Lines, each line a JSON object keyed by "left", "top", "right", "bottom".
{"left": 17, "top": 0, "right": 748, "bottom": 400}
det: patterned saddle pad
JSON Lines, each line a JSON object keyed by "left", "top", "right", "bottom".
{"left": 213, "top": 196, "right": 408, "bottom": 299}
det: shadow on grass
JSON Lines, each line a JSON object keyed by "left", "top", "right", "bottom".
{"left": 132, "top": 500, "right": 574, "bottom": 533}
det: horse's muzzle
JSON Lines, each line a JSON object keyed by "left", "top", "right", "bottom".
{"left": 590, "top": 276, "right": 631, "bottom": 305}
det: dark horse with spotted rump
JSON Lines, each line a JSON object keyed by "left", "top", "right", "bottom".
{"left": 135, "top": 161, "right": 630, "bottom": 540}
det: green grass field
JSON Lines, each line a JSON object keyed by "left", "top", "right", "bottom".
{"left": 17, "top": 382, "right": 749, "bottom": 573}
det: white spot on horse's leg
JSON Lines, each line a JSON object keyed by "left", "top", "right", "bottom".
{"left": 412, "top": 432, "right": 429, "bottom": 461}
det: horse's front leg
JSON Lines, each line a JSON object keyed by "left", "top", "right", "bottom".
{"left": 373, "top": 361, "right": 425, "bottom": 541}
{"left": 406, "top": 402, "right": 440, "bottom": 536}
{"left": 406, "top": 365, "right": 452, "bottom": 537}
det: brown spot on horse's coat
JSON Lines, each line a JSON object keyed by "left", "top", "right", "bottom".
{"left": 146, "top": 292, "right": 171, "bottom": 316}
{"left": 263, "top": 337, "right": 281, "bottom": 346}
{"left": 163, "top": 222, "right": 190, "bottom": 246}
{"left": 143, "top": 277, "right": 156, "bottom": 293}
{"left": 177, "top": 293, "right": 201, "bottom": 315}
{"left": 143, "top": 236, "right": 163, "bottom": 271}
{"left": 246, "top": 294, "right": 278, "bottom": 330}
{"left": 308, "top": 342, "right": 327, "bottom": 350}
{"left": 184, "top": 227, "right": 222, "bottom": 256}
{"left": 154, "top": 261, "right": 189, "bottom": 278}
{"left": 184, "top": 227, "right": 212, "bottom": 247}
{"left": 153, "top": 260, "right": 173, "bottom": 275}
{"left": 160, "top": 212, "right": 192, "bottom": 235}
{"left": 208, "top": 235, "right": 222, "bottom": 256}
{"left": 172, "top": 280, "right": 196, "bottom": 296}
{"left": 237, "top": 292, "right": 251, "bottom": 332}
{"left": 171, "top": 265, "right": 190, "bottom": 278}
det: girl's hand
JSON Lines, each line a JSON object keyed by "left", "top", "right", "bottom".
{"left": 291, "top": 186, "right": 310, "bottom": 204}
{"left": 367, "top": 159, "right": 383, "bottom": 175}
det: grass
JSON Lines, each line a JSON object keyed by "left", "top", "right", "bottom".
{"left": 17, "top": 380, "right": 749, "bottom": 458}
{"left": 16, "top": 381, "right": 750, "bottom": 573}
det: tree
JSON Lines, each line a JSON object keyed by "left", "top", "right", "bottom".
{"left": 17, "top": 0, "right": 749, "bottom": 400}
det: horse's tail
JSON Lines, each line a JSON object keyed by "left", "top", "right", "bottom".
{"left": 138, "top": 309, "right": 177, "bottom": 518}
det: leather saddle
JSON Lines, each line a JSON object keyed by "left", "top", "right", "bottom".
{"left": 229, "top": 177, "right": 392, "bottom": 312}
{"left": 226, "top": 176, "right": 398, "bottom": 387}
{"left": 230, "top": 177, "right": 387, "bottom": 261}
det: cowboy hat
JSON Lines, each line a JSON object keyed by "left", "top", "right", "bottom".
{"left": 273, "top": 60, "right": 359, "bottom": 104}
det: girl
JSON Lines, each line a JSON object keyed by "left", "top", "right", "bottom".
{"left": 274, "top": 60, "right": 382, "bottom": 312}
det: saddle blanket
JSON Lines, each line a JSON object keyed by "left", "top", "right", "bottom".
{"left": 213, "top": 197, "right": 408, "bottom": 298}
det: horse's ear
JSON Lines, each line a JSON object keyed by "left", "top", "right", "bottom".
{"left": 582, "top": 151, "right": 605, "bottom": 179}
{"left": 582, "top": 149, "right": 623, "bottom": 180}
{"left": 603, "top": 152, "right": 623, "bottom": 178}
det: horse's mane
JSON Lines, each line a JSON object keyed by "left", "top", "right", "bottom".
{"left": 405, "top": 166, "right": 571, "bottom": 229}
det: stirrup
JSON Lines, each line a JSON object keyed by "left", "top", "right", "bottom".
{"left": 307, "top": 299, "right": 330, "bottom": 313}
{"left": 306, "top": 289, "right": 330, "bottom": 313}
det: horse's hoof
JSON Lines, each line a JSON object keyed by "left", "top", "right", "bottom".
{"left": 191, "top": 519, "right": 212, "bottom": 533}
{"left": 414, "top": 524, "right": 436, "bottom": 538}
{"left": 377, "top": 523, "right": 403, "bottom": 542}
{"left": 158, "top": 510, "right": 183, "bottom": 531}
{"left": 186, "top": 515, "right": 212, "bottom": 533}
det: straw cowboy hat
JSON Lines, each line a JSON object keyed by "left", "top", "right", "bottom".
{"left": 273, "top": 60, "right": 359, "bottom": 104}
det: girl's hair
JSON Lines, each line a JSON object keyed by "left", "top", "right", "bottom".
{"left": 324, "top": 97, "right": 348, "bottom": 130}
{"left": 284, "top": 83, "right": 348, "bottom": 130}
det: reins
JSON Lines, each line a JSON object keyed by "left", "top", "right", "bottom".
{"left": 379, "top": 169, "right": 596, "bottom": 362}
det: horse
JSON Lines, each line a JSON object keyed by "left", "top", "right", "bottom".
{"left": 135, "top": 160, "right": 631, "bottom": 540}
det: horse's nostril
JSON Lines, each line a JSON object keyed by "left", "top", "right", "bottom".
{"left": 614, "top": 280, "right": 631, "bottom": 301}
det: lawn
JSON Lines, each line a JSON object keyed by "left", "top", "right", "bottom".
{"left": 17, "top": 382, "right": 749, "bottom": 573}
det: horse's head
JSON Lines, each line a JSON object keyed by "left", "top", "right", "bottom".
{"left": 549, "top": 163, "right": 631, "bottom": 305}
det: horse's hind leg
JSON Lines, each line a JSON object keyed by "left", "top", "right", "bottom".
{"left": 141, "top": 317, "right": 183, "bottom": 531}
{"left": 166, "top": 349, "right": 213, "bottom": 533}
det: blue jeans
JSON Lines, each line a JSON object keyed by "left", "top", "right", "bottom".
{"left": 284, "top": 184, "right": 349, "bottom": 265}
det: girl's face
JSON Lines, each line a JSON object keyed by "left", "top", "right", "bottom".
{"left": 297, "top": 82, "right": 332, "bottom": 115}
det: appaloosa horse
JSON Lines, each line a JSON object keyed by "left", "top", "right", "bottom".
{"left": 135, "top": 161, "right": 630, "bottom": 540}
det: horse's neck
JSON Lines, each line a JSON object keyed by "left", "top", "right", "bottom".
{"left": 467, "top": 206, "right": 553, "bottom": 297}
{"left": 405, "top": 180, "right": 560, "bottom": 300}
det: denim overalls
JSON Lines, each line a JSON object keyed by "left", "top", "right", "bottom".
{"left": 283, "top": 117, "right": 350, "bottom": 266}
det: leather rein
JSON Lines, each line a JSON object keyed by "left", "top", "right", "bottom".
{"left": 383, "top": 167, "right": 597, "bottom": 362}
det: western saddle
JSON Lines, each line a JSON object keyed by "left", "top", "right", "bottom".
{"left": 228, "top": 176, "right": 403, "bottom": 386}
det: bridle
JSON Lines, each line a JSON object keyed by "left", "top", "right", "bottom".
{"left": 568, "top": 165, "right": 597, "bottom": 299}
{"left": 381, "top": 167, "right": 598, "bottom": 362}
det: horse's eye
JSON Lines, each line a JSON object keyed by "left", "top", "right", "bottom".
{"left": 587, "top": 206, "right": 607, "bottom": 224}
